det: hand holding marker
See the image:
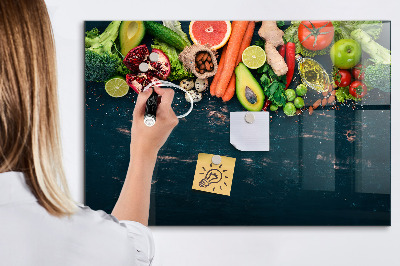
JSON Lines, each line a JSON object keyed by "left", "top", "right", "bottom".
{"left": 140, "top": 51, "right": 194, "bottom": 127}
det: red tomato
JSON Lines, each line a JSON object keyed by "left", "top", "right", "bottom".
{"left": 352, "top": 64, "right": 365, "bottom": 80}
{"left": 298, "top": 21, "right": 334, "bottom": 51}
{"left": 334, "top": 69, "right": 352, "bottom": 87}
{"left": 349, "top": 81, "right": 367, "bottom": 98}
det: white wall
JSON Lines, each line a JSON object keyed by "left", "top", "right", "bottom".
{"left": 46, "top": 0, "right": 400, "bottom": 265}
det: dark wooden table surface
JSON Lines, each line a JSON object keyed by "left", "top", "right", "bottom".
{"left": 85, "top": 21, "right": 391, "bottom": 225}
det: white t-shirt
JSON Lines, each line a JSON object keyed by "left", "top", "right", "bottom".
{"left": 0, "top": 171, "right": 155, "bottom": 266}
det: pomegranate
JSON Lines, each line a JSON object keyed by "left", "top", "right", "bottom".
{"left": 123, "top": 45, "right": 171, "bottom": 93}
{"left": 148, "top": 49, "right": 171, "bottom": 80}
{"left": 126, "top": 73, "right": 159, "bottom": 94}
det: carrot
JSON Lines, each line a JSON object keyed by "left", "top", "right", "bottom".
{"left": 222, "top": 21, "right": 255, "bottom": 102}
{"left": 222, "top": 75, "right": 236, "bottom": 102}
{"left": 215, "top": 21, "right": 249, "bottom": 98}
{"left": 210, "top": 45, "right": 228, "bottom": 96}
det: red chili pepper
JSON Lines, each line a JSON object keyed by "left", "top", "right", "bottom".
{"left": 262, "top": 99, "right": 271, "bottom": 111}
{"left": 278, "top": 44, "right": 286, "bottom": 59}
{"left": 285, "top": 38, "right": 295, "bottom": 89}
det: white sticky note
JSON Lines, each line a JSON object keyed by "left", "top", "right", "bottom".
{"left": 230, "top": 112, "right": 269, "bottom": 151}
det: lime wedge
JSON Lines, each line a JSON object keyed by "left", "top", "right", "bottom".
{"left": 242, "top": 45, "right": 267, "bottom": 69}
{"left": 105, "top": 77, "right": 129, "bottom": 97}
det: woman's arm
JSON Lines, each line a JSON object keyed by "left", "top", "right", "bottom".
{"left": 112, "top": 87, "right": 178, "bottom": 225}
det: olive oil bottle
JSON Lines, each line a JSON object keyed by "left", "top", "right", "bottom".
{"left": 296, "top": 55, "right": 330, "bottom": 92}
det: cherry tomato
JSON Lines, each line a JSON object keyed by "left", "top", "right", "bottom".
{"left": 334, "top": 69, "right": 352, "bottom": 87}
{"left": 349, "top": 81, "right": 367, "bottom": 98}
{"left": 352, "top": 64, "right": 365, "bottom": 80}
{"left": 298, "top": 21, "right": 334, "bottom": 51}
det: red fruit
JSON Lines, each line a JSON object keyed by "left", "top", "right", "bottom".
{"left": 298, "top": 21, "right": 334, "bottom": 51}
{"left": 349, "top": 80, "right": 367, "bottom": 98}
{"left": 126, "top": 73, "right": 159, "bottom": 93}
{"left": 334, "top": 69, "right": 351, "bottom": 87}
{"left": 352, "top": 64, "right": 365, "bottom": 80}
{"left": 123, "top": 45, "right": 171, "bottom": 93}
{"left": 148, "top": 49, "right": 171, "bottom": 80}
{"left": 123, "top": 45, "right": 149, "bottom": 73}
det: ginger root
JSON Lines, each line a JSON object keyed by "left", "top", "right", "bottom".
{"left": 258, "top": 21, "right": 288, "bottom": 76}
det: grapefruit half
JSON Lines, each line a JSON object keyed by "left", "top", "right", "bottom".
{"left": 189, "top": 21, "right": 231, "bottom": 50}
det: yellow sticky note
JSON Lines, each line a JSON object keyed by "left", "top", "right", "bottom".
{"left": 192, "top": 153, "right": 236, "bottom": 196}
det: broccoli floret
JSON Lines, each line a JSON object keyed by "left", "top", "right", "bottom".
{"left": 85, "top": 21, "right": 129, "bottom": 82}
{"left": 85, "top": 28, "right": 99, "bottom": 39}
{"left": 85, "top": 50, "right": 121, "bottom": 82}
{"left": 364, "top": 64, "right": 391, "bottom": 92}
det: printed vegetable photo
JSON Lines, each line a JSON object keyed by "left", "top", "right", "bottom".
{"left": 85, "top": 21, "right": 391, "bottom": 226}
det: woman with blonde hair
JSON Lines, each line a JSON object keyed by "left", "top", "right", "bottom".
{"left": 0, "top": 0, "right": 178, "bottom": 265}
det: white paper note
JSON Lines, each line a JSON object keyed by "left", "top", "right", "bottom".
{"left": 230, "top": 112, "right": 269, "bottom": 151}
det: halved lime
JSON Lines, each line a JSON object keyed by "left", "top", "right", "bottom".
{"left": 242, "top": 45, "right": 266, "bottom": 69}
{"left": 105, "top": 77, "right": 129, "bottom": 97}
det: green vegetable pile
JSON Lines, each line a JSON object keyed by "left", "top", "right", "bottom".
{"left": 151, "top": 21, "right": 193, "bottom": 81}
{"left": 85, "top": 21, "right": 129, "bottom": 82}
{"left": 257, "top": 62, "right": 287, "bottom": 107}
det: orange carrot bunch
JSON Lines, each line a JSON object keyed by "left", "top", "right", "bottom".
{"left": 210, "top": 21, "right": 255, "bottom": 101}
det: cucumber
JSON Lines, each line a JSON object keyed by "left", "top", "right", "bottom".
{"left": 144, "top": 21, "right": 188, "bottom": 51}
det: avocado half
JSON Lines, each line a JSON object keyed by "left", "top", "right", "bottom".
{"left": 119, "top": 21, "right": 145, "bottom": 57}
{"left": 235, "top": 63, "right": 265, "bottom": 111}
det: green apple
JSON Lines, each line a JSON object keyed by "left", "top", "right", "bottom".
{"left": 330, "top": 39, "right": 361, "bottom": 69}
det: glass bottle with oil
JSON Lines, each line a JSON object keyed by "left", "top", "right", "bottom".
{"left": 296, "top": 55, "right": 330, "bottom": 92}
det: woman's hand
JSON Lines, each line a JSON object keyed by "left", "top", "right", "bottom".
{"left": 130, "top": 87, "right": 178, "bottom": 158}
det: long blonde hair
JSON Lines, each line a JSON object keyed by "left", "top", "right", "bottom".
{"left": 0, "top": 0, "right": 76, "bottom": 216}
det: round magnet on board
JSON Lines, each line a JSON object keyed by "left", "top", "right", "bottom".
{"left": 212, "top": 155, "right": 222, "bottom": 165}
{"left": 149, "top": 52, "right": 159, "bottom": 62}
{"left": 244, "top": 112, "right": 255, "bottom": 124}
{"left": 139, "top": 62, "right": 149, "bottom": 72}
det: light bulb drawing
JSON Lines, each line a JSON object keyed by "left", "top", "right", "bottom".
{"left": 198, "top": 163, "right": 229, "bottom": 191}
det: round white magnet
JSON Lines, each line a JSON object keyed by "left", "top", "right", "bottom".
{"left": 149, "top": 52, "right": 159, "bottom": 62}
{"left": 139, "top": 62, "right": 149, "bottom": 72}
{"left": 212, "top": 155, "right": 222, "bottom": 165}
{"left": 244, "top": 112, "right": 255, "bottom": 124}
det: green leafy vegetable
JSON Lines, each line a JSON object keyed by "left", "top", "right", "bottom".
{"left": 276, "top": 21, "right": 285, "bottom": 28}
{"left": 255, "top": 61, "right": 287, "bottom": 107}
{"left": 350, "top": 29, "right": 391, "bottom": 65}
{"left": 163, "top": 21, "right": 192, "bottom": 46}
{"left": 85, "top": 21, "right": 128, "bottom": 82}
{"left": 332, "top": 21, "right": 382, "bottom": 42}
{"left": 151, "top": 39, "right": 193, "bottom": 81}
{"left": 335, "top": 86, "right": 362, "bottom": 103}
{"left": 364, "top": 64, "right": 391, "bottom": 92}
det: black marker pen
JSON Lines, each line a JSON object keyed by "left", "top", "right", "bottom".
{"left": 144, "top": 89, "right": 158, "bottom": 127}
